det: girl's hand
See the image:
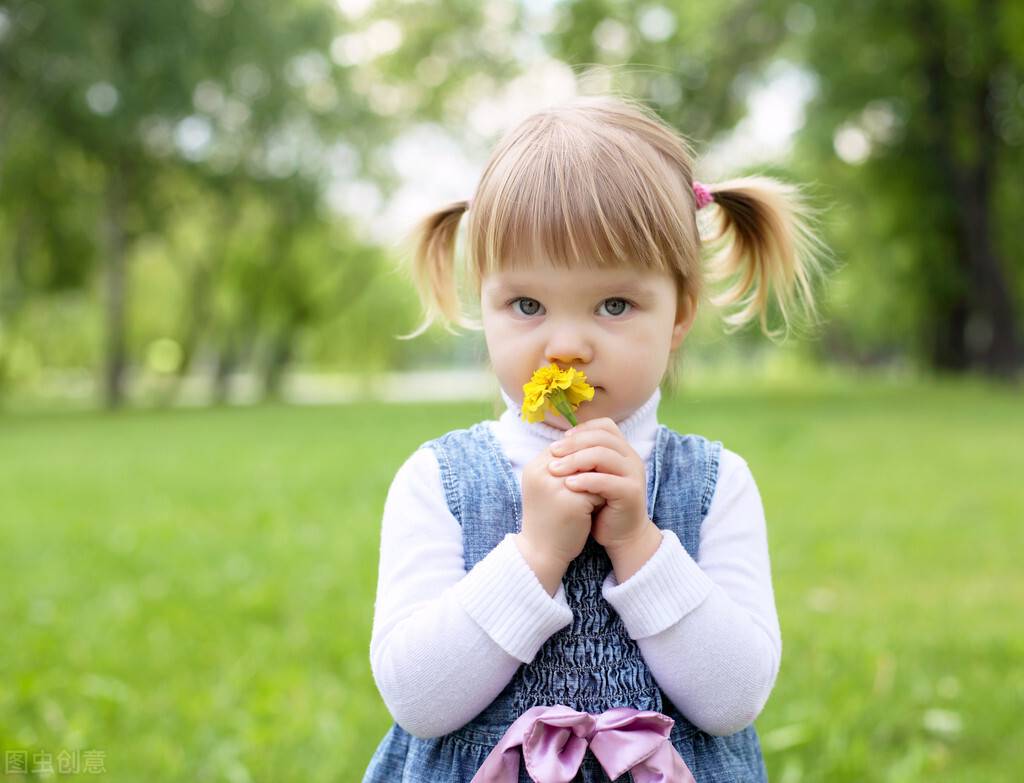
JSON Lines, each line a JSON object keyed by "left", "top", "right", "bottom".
{"left": 517, "top": 443, "right": 605, "bottom": 593}
{"left": 548, "top": 418, "right": 653, "bottom": 558}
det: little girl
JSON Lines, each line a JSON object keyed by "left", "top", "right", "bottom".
{"left": 363, "top": 95, "right": 826, "bottom": 782}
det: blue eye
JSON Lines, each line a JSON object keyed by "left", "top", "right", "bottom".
{"left": 510, "top": 297, "right": 543, "bottom": 316}
{"left": 599, "top": 298, "right": 632, "bottom": 316}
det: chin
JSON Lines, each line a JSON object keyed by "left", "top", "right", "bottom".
{"left": 567, "top": 407, "right": 600, "bottom": 427}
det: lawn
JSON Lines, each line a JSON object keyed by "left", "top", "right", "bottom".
{"left": 1, "top": 378, "right": 1021, "bottom": 781}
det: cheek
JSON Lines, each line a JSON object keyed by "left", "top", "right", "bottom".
{"left": 484, "top": 327, "right": 525, "bottom": 379}
{"left": 482, "top": 317, "right": 507, "bottom": 355}
{"left": 614, "top": 327, "right": 671, "bottom": 375}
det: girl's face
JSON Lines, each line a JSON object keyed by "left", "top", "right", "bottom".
{"left": 480, "top": 258, "right": 696, "bottom": 430}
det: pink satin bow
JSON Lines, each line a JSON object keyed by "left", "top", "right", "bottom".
{"left": 469, "top": 704, "right": 697, "bottom": 783}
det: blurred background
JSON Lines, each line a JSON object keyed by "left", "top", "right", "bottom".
{"left": 1, "top": 0, "right": 1021, "bottom": 781}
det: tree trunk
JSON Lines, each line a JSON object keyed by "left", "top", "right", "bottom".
{"left": 261, "top": 326, "right": 294, "bottom": 401}
{"left": 167, "top": 198, "right": 240, "bottom": 405}
{"left": 102, "top": 163, "right": 128, "bottom": 409}
{"left": 929, "top": 296, "right": 970, "bottom": 372}
{"left": 915, "top": 0, "right": 1020, "bottom": 376}
{"left": 212, "top": 337, "right": 237, "bottom": 406}
{"left": 960, "top": 41, "right": 1020, "bottom": 376}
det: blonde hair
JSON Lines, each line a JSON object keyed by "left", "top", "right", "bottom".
{"left": 398, "top": 94, "right": 829, "bottom": 341}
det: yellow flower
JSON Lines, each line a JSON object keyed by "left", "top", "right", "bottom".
{"left": 521, "top": 363, "right": 595, "bottom": 426}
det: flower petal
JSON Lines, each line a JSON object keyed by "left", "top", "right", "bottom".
{"left": 522, "top": 363, "right": 594, "bottom": 424}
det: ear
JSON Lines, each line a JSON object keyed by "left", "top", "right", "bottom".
{"left": 670, "top": 291, "right": 698, "bottom": 351}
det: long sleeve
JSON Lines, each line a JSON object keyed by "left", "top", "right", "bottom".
{"left": 601, "top": 449, "right": 782, "bottom": 736}
{"left": 369, "top": 448, "right": 573, "bottom": 739}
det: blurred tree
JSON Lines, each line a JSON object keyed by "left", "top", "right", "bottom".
{"left": 780, "top": 0, "right": 1022, "bottom": 376}
{"left": 0, "top": 0, "right": 392, "bottom": 406}
{"left": 0, "top": 111, "right": 103, "bottom": 389}
{"left": 5, "top": 0, "right": 1020, "bottom": 403}
{"left": 548, "top": 1, "right": 790, "bottom": 141}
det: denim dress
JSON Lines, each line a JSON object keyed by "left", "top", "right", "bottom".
{"left": 363, "top": 422, "right": 769, "bottom": 782}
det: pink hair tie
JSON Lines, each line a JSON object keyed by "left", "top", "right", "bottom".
{"left": 692, "top": 180, "right": 714, "bottom": 211}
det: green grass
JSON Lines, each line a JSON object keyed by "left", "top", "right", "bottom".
{"left": 1, "top": 378, "right": 1021, "bottom": 781}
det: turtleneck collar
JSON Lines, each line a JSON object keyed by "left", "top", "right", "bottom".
{"left": 490, "top": 385, "right": 663, "bottom": 476}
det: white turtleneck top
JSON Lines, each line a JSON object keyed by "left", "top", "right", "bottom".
{"left": 368, "top": 386, "right": 782, "bottom": 740}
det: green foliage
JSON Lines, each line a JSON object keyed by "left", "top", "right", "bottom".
{"left": 0, "top": 380, "right": 1020, "bottom": 780}
{"left": 0, "top": 0, "right": 403, "bottom": 401}
{"left": 774, "top": 0, "right": 1023, "bottom": 368}
{"left": 3, "top": 0, "right": 1022, "bottom": 403}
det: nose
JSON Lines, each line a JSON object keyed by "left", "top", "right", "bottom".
{"left": 544, "top": 324, "right": 594, "bottom": 368}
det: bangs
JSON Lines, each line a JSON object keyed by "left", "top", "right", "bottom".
{"left": 467, "top": 117, "right": 692, "bottom": 282}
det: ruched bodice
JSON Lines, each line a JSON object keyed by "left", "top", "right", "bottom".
{"left": 512, "top": 536, "right": 664, "bottom": 717}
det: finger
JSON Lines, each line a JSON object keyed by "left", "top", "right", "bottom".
{"left": 550, "top": 428, "right": 630, "bottom": 459}
{"left": 563, "top": 471, "right": 632, "bottom": 501}
{"left": 567, "top": 417, "right": 620, "bottom": 438}
{"left": 549, "top": 446, "right": 630, "bottom": 477}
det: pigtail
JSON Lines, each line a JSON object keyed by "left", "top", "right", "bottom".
{"left": 395, "top": 200, "right": 473, "bottom": 340}
{"left": 700, "top": 175, "right": 830, "bottom": 338}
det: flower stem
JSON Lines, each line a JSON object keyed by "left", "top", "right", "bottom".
{"left": 550, "top": 390, "right": 578, "bottom": 427}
